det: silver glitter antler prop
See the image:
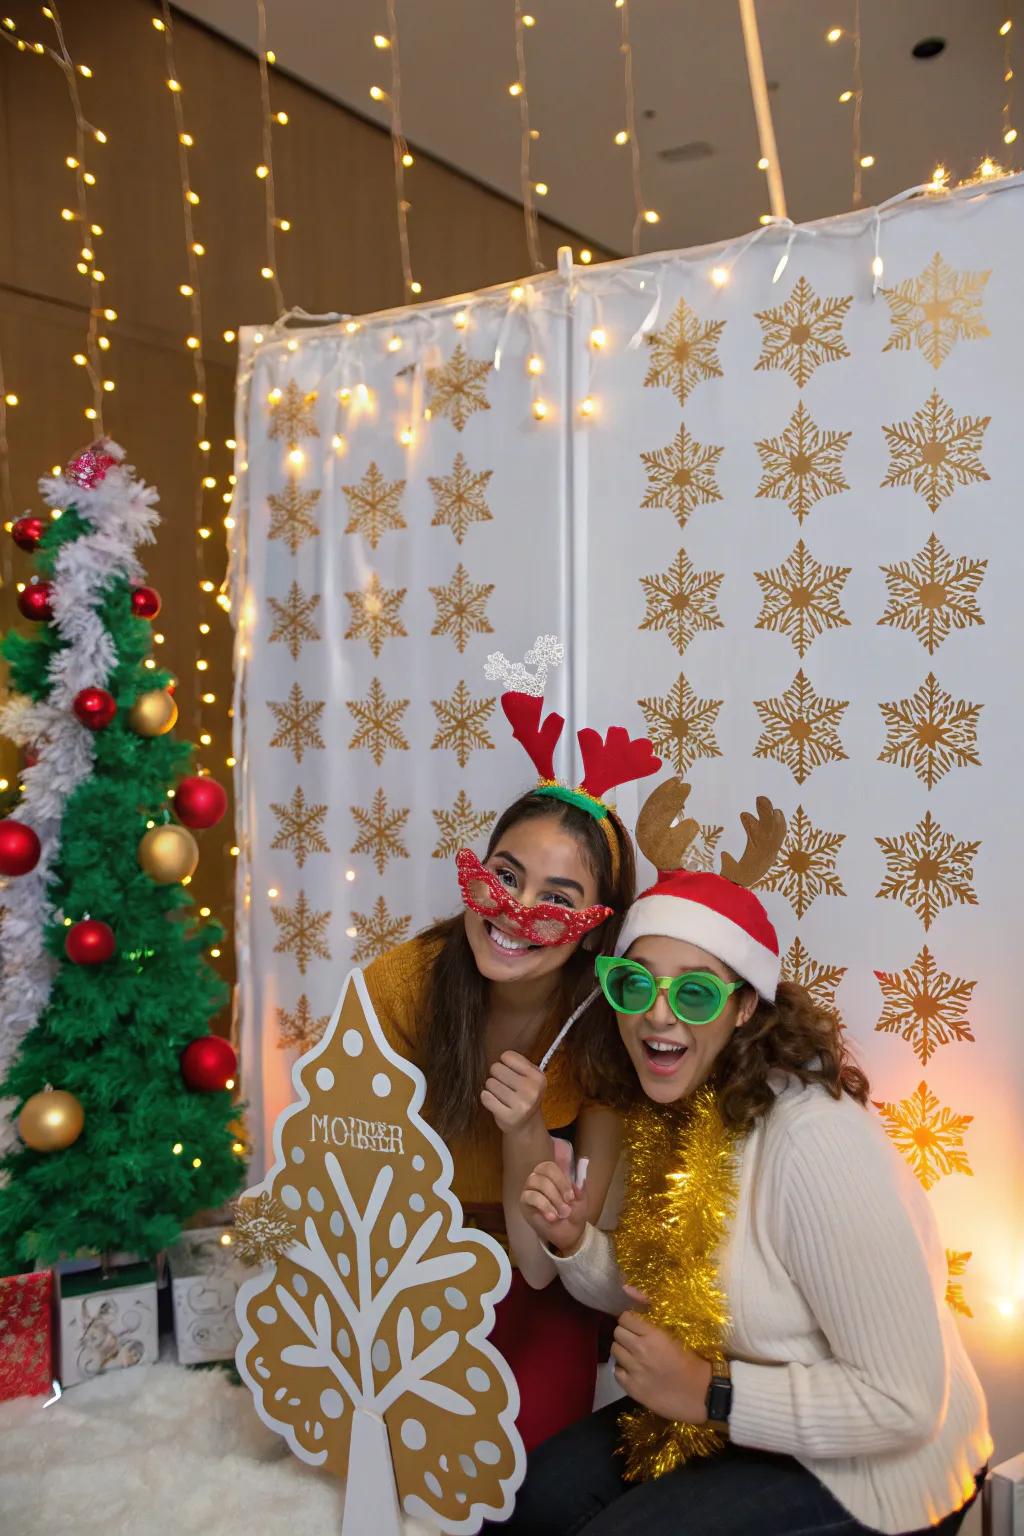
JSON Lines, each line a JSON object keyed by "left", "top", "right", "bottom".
{"left": 484, "top": 634, "right": 564, "bottom": 698}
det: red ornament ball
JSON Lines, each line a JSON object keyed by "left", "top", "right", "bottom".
{"left": 181, "top": 1035, "right": 237, "bottom": 1093}
{"left": 17, "top": 582, "right": 54, "bottom": 622}
{"left": 0, "top": 821, "right": 41, "bottom": 876}
{"left": 12, "top": 516, "right": 45, "bottom": 552}
{"left": 173, "top": 776, "right": 227, "bottom": 830}
{"left": 73, "top": 687, "right": 117, "bottom": 731}
{"left": 23, "top": 748, "right": 39, "bottom": 769}
{"left": 65, "top": 918, "right": 116, "bottom": 965}
{"left": 131, "top": 586, "right": 162, "bottom": 620}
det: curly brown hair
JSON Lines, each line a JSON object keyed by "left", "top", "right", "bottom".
{"left": 577, "top": 980, "right": 869, "bottom": 1130}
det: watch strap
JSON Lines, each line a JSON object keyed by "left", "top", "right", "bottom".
{"left": 705, "top": 1355, "right": 732, "bottom": 1428}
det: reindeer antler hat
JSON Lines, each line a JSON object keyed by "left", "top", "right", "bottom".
{"left": 484, "top": 636, "right": 662, "bottom": 878}
{"left": 617, "top": 778, "right": 789, "bottom": 1000}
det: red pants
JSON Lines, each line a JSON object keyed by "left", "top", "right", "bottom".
{"left": 490, "top": 1269, "right": 600, "bottom": 1453}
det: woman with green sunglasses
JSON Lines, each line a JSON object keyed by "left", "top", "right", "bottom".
{"left": 504, "top": 789, "right": 989, "bottom": 1536}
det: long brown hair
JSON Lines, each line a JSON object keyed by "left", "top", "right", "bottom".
{"left": 580, "top": 979, "right": 870, "bottom": 1131}
{"left": 419, "top": 793, "right": 636, "bottom": 1138}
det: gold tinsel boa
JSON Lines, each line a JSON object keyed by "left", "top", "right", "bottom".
{"left": 615, "top": 1085, "right": 741, "bottom": 1480}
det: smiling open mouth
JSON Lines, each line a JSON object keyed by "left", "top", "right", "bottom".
{"left": 485, "top": 921, "right": 540, "bottom": 955}
{"left": 642, "top": 1037, "right": 689, "bottom": 1075}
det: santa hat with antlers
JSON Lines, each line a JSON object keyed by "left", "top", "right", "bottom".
{"left": 614, "top": 779, "right": 788, "bottom": 1000}
{"left": 484, "top": 636, "right": 662, "bottom": 879}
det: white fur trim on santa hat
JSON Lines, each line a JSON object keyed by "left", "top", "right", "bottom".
{"left": 614, "top": 894, "right": 780, "bottom": 1000}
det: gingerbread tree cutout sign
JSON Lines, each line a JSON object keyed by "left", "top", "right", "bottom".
{"left": 235, "top": 969, "right": 525, "bottom": 1535}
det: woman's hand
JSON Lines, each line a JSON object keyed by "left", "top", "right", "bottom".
{"left": 519, "top": 1143, "right": 589, "bottom": 1256}
{"left": 611, "top": 1311, "right": 712, "bottom": 1423}
{"left": 481, "top": 1051, "right": 546, "bottom": 1135}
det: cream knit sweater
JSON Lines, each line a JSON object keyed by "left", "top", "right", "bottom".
{"left": 550, "top": 1077, "right": 991, "bottom": 1535}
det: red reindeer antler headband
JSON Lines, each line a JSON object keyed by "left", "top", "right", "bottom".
{"left": 485, "top": 637, "right": 662, "bottom": 877}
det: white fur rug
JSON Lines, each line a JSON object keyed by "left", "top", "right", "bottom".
{"left": 0, "top": 1355, "right": 438, "bottom": 1536}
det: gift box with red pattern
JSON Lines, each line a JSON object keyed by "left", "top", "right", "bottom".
{"left": 0, "top": 1270, "right": 53, "bottom": 1400}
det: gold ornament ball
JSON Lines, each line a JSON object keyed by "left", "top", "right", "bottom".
{"left": 129, "top": 689, "right": 178, "bottom": 737}
{"left": 138, "top": 823, "right": 199, "bottom": 884}
{"left": 19, "top": 1088, "right": 85, "bottom": 1152}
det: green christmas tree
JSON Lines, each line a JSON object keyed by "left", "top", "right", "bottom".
{"left": 0, "top": 442, "right": 243, "bottom": 1274}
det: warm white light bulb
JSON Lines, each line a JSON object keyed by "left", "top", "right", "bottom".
{"left": 710, "top": 265, "right": 729, "bottom": 287}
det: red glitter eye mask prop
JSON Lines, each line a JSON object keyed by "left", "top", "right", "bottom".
{"left": 455, "top": 848, "right": 613, "bottom": 948}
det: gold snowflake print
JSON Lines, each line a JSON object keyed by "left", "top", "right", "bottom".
{"left": 755, "top": 539, "right": 851, "bottom": 659}
{"left": 753, "top": 669, "right": 848, "bottom": 785}
{"left": 234, "top": 1191, "right": 298, "bottom": 1267}
{"left": 428, "top": 452, "right": 493, "bottom": 544}
{"left": 350, "top": 787, "right": 410, "bottom": 876}
{"left": 758, "top": 804, "right": 845, "bottom": 921}
{"left": 680, "top": 825, "right": 724, "bottom": 874}
{"left": 350, "top": 895, "right": 411, "bottom": 964}
{"left": 754, "top": 276, "right": 852, "bottom": 388}
{"left": 879, "top": 532, "right": 986, "bottom": 655}
{"left": 431, "top": 680, "right": 496, "bottom": 768}
{"left": 874, "top": 1080, "right": 973, "bottom": 1192}
{"left": 782, "top": 936, "right": 846, "bottom": 1021}
{"left": 276, "top": 994, "right": 331, "bottom": 1053}
{"left": 876, "top": 810, "right": 979, "bottom": 930}
{"left": 347, "top": 677, "right": 410, "bottom": 765}
{"left": 267, "top": 479, "right": 321, "bottom": 554}
{"left": 268, "top": 580, "right": 321, "bottom": 661}
{"left": 430, "top": 562, "right": 494, "bottom": 654}
{"left": 432, "top": 789, "right": 495, "bottom": 858}
{"left": 342, "top": 461, "right": 407, "bottom": 549}
{"left": 270, "top": 785, "right": 330, "bottom": 869}
{"left": 268, "top": 381, "right": 320, "bottom": 446}
{"left": 344, "top": 570, "right": 407, "bottom": 658}
{"left": 643, "top": 297, "right": 725, "bottom": 406}
{"left": 874, "top": 946, "right": 975, "bottom": 1066}
{"left": 945, "top": 1251, "right": 973, "bottom": 1319}
{"left": 878, "top": 672, "right": 982, "bottom": 790}
{"left": 755, "top": 401, "right": 851, "bottom": 524}
{"left": 638, "top": 673, "right": 722, "bottom": 776}
{"left": 272, "top": 888, "right": 331, "bottom": 975}
{"left": 640, "top": 424, "right": 724, "bottom": 531}
{"left": 269, "top": 682, "right": 325, "bottom": 764}
{"left": 639, "top": 549, "right": 724, "bottom": 657}
{"left": 426, "top": 344, "right": 493, "bottom": 432}
{"left": 882, "top": 252, "right": 990, "bottom": 370}
{"left": 881, "top": 391, "right": 990, "bottom": 514}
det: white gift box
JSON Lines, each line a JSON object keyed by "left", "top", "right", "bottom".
{"left": 167, "top": 1226, "right": 247, "bottom": 1365}
{"left": 57, "top": 1261, "right": 158, "bottom": 1388}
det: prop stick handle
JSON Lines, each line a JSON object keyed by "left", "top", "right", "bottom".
{"left": 737, "top": 0, "right": 787, "bottom": 219}
{"left": 540, "top": 986, "right": 600, "bottom": 1073}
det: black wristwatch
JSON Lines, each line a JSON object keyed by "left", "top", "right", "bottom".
{"left": 705, "top": 1358, "right": 732, "bottom": 1428}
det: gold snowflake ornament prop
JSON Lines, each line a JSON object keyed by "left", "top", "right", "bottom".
{"left": 639, "top": 549, "right": 723, "bottom": 657}
{"left": 757, "top": 804, "right": 845, "bottom": 921}
{"left": 643, "top": 296, "right": 725, "bottom": 406}
{"left": 431, "top": 680, "right": 496, "bottom": 768}
{"left": 874, "top": 1080, "right": 973, "bottom": 1192}
{"left": 343, "top": 462, "right": 407, "bottom": 550}
{"left": 430, "top": 563, "right": 495, "bottom": 654}
{"left": 755, "top": 401, "right": 851, "bottom": 524}
{"left": 874, "top": 946, "right": 976, "bottom": 1066}
{"left": 878, "top": 672, "right": 982, "bottom": 790}
{"left": 637, "top": 674, "right": 723, "bottom": 776}
{"left": 273, "top": 890, "right": 332, "bottom": 976}
{"left": 268, "top": 581, "right": 321, "bottom": 662}
{"left": 234, "top": 1191, "right": 299, "bottom": 1267}
{"left": 754, "top": 539, "right": 851, "bottom": 659}
{"left": 351, "top": 788, "right": 410, "bottom": 876}
{"left": 426, "top": 344, "right": 493, "bottom": 432}
{"left": 754, "top": 276, "right": 852, "bottom": 388}
{"left": 881, "top": 252, "right": 990, "bottom": 370}
{"left": 235, "top": 971, "right": 525, "bottom": 1531}
{"left": 271, "top": 786, "right": 330, "bottom": 870}
{"left": 753, "top": 669, "right": 848, "bottom": 786}
{"left": 345, "top": 572, "right": 408, "bottom": 658}
{"left": 875, "top": 810, "right": 979, "bottom": 931}
{"left": 347, "top": 678, "right": 411, "bottom": 766}
{"left": 351, "top": 895, "right": 412, "bottom": 965}
{"left": 428, "top": 452, "right": 494, "bottom": 544}
{"left": 879, "top": 533, "right": 986, "bottom": 655}
{"left": 640, "top": 424, "right": 724, "bottom": 531}
{"left": 881, "top": 390, "right": 990, "bottom": 514}
{"left": 277, "top": 994, "right": 331, "bottom": 1053}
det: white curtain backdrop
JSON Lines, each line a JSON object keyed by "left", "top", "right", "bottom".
{"left": 231, "top": 180, "right": 1024, "bottom": 1457}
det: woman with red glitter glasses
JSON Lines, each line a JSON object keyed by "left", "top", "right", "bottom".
{"left": 363, "top": 638, "right": 660, "bottom": 1452}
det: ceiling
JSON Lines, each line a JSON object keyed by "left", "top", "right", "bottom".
{"left": 176, "top": 0, "right": 1010, "bottom": 258}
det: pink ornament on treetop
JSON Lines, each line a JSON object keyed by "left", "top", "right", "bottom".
{"left": 64, "top": 441, "right": 117, "bottom": 489}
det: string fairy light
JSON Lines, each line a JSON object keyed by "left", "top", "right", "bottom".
{"left": 255, "top": 0, "right": 286, "bottom": 312}
{"left": 1001, "top": 12, "right": 1017, "bottom": 147}
{"left": 513, "top": 0, "right": 543, "bottom": 271}
{"left": 384, "top": 0, "right": 418, "bottom": 299}
{"left": 0, "top": 339, "right": 14, "bottom": 576}
{"left": 617, "top": 0, "right": 659, "bottom": 253}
